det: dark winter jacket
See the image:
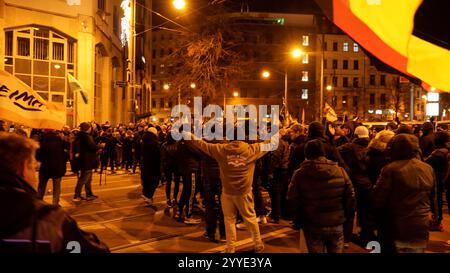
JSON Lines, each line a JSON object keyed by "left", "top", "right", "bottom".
{"left": 78, "top": 131, "right": 99, "bottom": 171}
{"left": 140, "top": 132, "right": 161, "bottom": 175}
{"left": 370, "top": 134, "right": 435, "bottom": 247}
{"left": 288, "top": 134, "right": 307, "bottom": 177}
{"left": 338, "top": 138, "right": 372, "bottom": 191}
{"left": 288, "top": 158, "right": 356, "bottom": 228}
{"left": 161, "top": 140, "right": 179, "bottom": 171}
{"left": 425, "top": 147, "right": 449, "bottom": 185}
{"left": 37, "top": 131, "right": 67, "bottom": 179}
{"left": 270, "top": 136, "right": 290, "bottom": 170}
{"left": 420, "top": 131, "right": 435, "bottom": 158}
{"left": 176, "top": 140, "right": 201, "bottom": 175}
{"left": 0, "top": 170, "right": 109, "bottom": 253}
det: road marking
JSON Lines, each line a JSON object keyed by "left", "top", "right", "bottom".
{"left": 59, "top": 184, "right": 141, "bottom": 197}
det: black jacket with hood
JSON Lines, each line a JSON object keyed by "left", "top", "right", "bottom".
{"left": 0, "top": 170, "right": 109, "bottom": 253}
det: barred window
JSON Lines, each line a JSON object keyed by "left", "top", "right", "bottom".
{"left": 5, "top": 31, "right": 13, "bottom": 56}
{"left": 52, "top": 42, "right": 65, "bottom": 61}
{"left": 17, "top": 37, "right": 30, "bottom": 57}
{"left": 34, "top": 38, "right": 49, "bottom": 60}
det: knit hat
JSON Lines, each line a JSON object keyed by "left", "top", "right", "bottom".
{"left": 308, "top": 122, "right": 324, "bottom": 139}
{"left": 354, "top": 126, "right": 369, "bottom": 138}
{"left": 148, "top": 127, "right": 158, "bottom": 136}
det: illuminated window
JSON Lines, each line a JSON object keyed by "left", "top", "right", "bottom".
{"left": 302, "top": 71, "right": 309, "bottom": 82}
{"left": 302, "top": 35, "right": 309, "bottom": 46}
{"left": 353, "top": 43, "right": 359, "bottom": 52}
{"left": 302, "top": 54, "right": 309, "bottom": 64}
{"left": 343, "top": 42, "right": 349, "bottom": 52}
{"left": 301, "top": 89, "right": 308, "bottom": 100}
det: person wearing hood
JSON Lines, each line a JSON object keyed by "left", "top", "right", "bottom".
{"left": 366, "top": 129, "right": 395, "bottom": 185}
{"left": 0, "top": 133, "right": 109, "bottom": 253}
{"left": 425, "top": 131, "right": 449, "bottom": 231}
{"left": 36, "top": 129, "right": 67, "bottom": 206}
{"left": 288, "top": 122, "right": 347, "bottom": 177}
{"left": 420, "top": 122, "right": 435, "bottom": 158}
{"left": 338, "top": 126, "right": 373, "bottom": 246}
{"left": 182, "top": 127, "right": 271, "bottom": 253}
{"left": 287, "top": 139, "right": 355, "bottom": 253}
{"left": 140, "top": 127, "right": 161, "bottom": 204}
{"left": 370, "top": 134, "right": 435, "bottom": 253}
{"left": 287, "top": 124, "right": 307, "bottom": 179}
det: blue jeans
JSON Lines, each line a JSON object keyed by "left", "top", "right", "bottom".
{"left": 74, "top": 170, "right": 93, "bottom": 198}
{"left": 304, "top": 225, "right": 344, "bottom": 253}
{"left": 37, "top": 175, "right": 62, "bottom": 206}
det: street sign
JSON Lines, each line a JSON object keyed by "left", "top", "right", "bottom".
{"left": 115, "top": 81, "right": 127, "bottom": 88}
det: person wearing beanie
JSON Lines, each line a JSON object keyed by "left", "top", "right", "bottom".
{"left": 288, "top": 139, "right": 355, "bottom": 253}
{"left": 425, "top": 131, "right": 449, "bottom": 231}
{"left": 420, "top": 122, "right": 435, "bottom": 158}
{"left": 366, "top": 130, "right": 395, "bottom": 185}
{"left": 370, "top": 134, "right": 435, "bottom": 253}
{"left": 288, "top": 121, "right": 347, "bottom": 178}
{"left": 338, "top": 125, "right": 373, "bottom": 246}
{"left": 73, "top": 122, "right": 102, "bottom": 202}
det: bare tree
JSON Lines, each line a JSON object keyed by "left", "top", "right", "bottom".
{"left": 389, "top": 76, "right": 406, "bottom": 120}
{"left": 164, "top": 6, "right": 253, "bottom": 105}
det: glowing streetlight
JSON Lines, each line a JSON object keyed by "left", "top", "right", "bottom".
{"left": 291, "top": 48, "right": 303, "bottom": 59}
{"left": 261, "top": 70, "right": 271, "bottom": 79}
{"left": 326, "top": 85, "right": 333, "bottom": 91}
{"left": 233, "top": 91, "right": 239, "bottom": 97}
{"left": 190, "top": 83, "right": 196, "bottom": 89}
{"left": 163, "top": 84, "right": 170, "bottom": 90}
{"left": 421, "top": 94, "right": 427, "bottom": 100}
{"left": 172, "top": 0, "right": 186, "bottom": 10}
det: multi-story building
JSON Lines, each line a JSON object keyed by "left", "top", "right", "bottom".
{"left": 316, "top": 31, "right": 427, "bottom": 121}
{"left": 0, "top": 0, "right": 152, "bottom": 127}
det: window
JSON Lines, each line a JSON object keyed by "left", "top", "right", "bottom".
{"left": 353, "top": 43, "right": 359, "bottom": 52}
{"left": 160, "top": 49, "right": 164, "bottom": 58}
{"left": 370, "top": 93, "right": 375, "bottom": 105}
{"left": 323, "top": 76, "right": 327, "bottom": 86}
{"left": 152, "top": 99, "right": 156, "bottom": 108}
{"left": 380, "top": 75, "right": 386, "bottom": 86}
{"left": 343, "top": 77, "right": 349, "bottom": 87}
{"left": 152, "top": 49, "right": 156, "bottom": 59}
{"left": 353, "top": 96, "right": 358, "bottom": 107}
{"left": 302, "top": 35, "right": 309, "bottom": 46}
{"left": 98, "top": 0, "right": 105, "bottom": 11}
{"left": 160, "top": 98, "right": 165, "bottom": 108}
{"left": 343, "top": 60, "right": 348, "bottom": 69}
{"left": 34, "top": 38, "right": 49, "bottom": 60}
{"left": 342, "top": 96, "right": 348, "bottom": 104}
{"left": 52, "top": 42, "right": 64, "bottom": 61}
{"left": 354, "top": 60, "right": 359, "bottom": 70}
{"left": 323, "top": 42, "right": 327, "bottom": 51}
{"left": 370, "top": 75, "right": 375, "bottom": 85}
{"left": 152, "top": 65, "right": 156, "bottom": 75}
{"left": 301, "top": 89, "right": 308, "bottom": 100}
{"left": 17, "top": 37, "right": 30, "bottom": 57}
{"left": 332, "top": 76, "right": 338, "bottom": 87}
{"left": 343, "top": 42, "right": 349, "bottom": 52}
{"left": 302, "top": 54, "right": 309, "bottom": 64}
{"left": 380, "top": 94, "right": 386, "bottom": 106}
{"left": 333, "top": 42, "right": 338, "bottom": 51}
{"left": 302, "top": 71, "right": 309, "bottom": 82}
{"left": 332, "top": 59, "right": 338, "bottom": 69}
{"left": 324, "top": 59, "right": 328, "bottom": 69}
{"left": 5, "top": 31, "right": 13, "bottom": 56}
{"left": 353, "top": 77, "right": 359, "bottom": 88}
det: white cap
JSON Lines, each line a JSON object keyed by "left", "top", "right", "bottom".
{"left": 354, "top": 126, "right": 369, "bottom": 138}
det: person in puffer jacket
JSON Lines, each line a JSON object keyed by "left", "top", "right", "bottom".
{"left": 370, "top": 134, "right": 435, "bottom": 253}
{"left": 288, "top": 139, "right": 355, "bottom": 253}
{"left": 366, "top": 130, "right": 395, "bottom": 185}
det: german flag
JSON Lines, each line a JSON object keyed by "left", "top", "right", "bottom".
{"left": 315, "top": 0, "right": 450, "bottom": 92}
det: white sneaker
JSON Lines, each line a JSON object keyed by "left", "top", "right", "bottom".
{"left": 258, "top": 216, "right": 267, "bottom": 224}
{"left": 142, "top": 195, "right": 153, "bottom": 204}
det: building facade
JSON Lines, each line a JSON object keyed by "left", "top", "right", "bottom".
{"left": 0, "top": 0, "right": 152, "bottom": 127}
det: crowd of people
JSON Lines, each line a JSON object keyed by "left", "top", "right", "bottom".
{"left": 0, "top": 117, "right": 449, "bottom": 253}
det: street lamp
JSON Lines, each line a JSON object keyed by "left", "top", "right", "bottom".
{"left": 163, "top": 84, "right": 170, "bottom": 90}
{"left": 173, "top": 0, "right": 186, "bottom": 10}
{"left": 261, "top": 71, "right": 271, "bottom": 79}
{"left": 190, "top": 83, "right": 196, "bottom": 89}
{"left": 326, "top": 85, "right": 333, "bottom": 91}
{"left": 291, "top": 48, "right": 303, "bottom": 59}
{"left": 233, "top": 91, "right": 239, "bottom": 97}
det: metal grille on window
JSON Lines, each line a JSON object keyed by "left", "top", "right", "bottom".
{"left": 53, "top": 42, "right": 65, "bottom": 61}
{"left": 34, "top": 38, "right": 49, "bottom": 60}
{"left": 5, "top": 31, "right": 13, "bottom": 56}
{"left": 17, "top": 37, "right": 30, "bottom": 57}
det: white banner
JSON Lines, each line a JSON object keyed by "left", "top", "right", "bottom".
{"left": 324, "top": 103, "right": 337, "bottom": 122}
{"left": 0, "top": 70, "right": 66, "bottom": 130}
